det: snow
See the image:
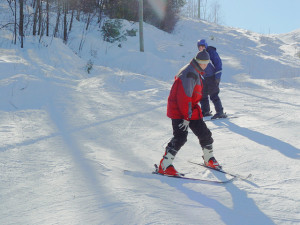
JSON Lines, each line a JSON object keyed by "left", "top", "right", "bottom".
{"left": 1, "top": 13, "right": 300, "bottom": 225}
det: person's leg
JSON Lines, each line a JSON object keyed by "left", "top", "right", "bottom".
{"left": 200, "top": 96, "right": 211, "bottom": 116}
{"left": 189, "top": 119, "right": 221, "bottom": 169}
{"left": 189, "top": 119, "right": 213, "bottom": 147}
{"left": 158, "top": 119, "right": 188, "bottom": 175}
{"left": 200, "top": 78, "right": 211, "bottom": 115}
{"left": 210, "top": 91, "right": 223, "bottom": 114}
{"left": 210, "top": 92, "right": 227, "bottom": 119}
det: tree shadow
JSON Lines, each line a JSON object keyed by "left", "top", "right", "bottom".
{"left": 125, "top": 170, "right": 275, "bottom": 225}
{"left": 173, "top": 182, "right": 275, "bottom": 225}
{"left": 213, "top": 120, "right": 300, "bottom": 159}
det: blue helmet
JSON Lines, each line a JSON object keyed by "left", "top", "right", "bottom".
{"left": 197, "top": 39, "right": 208, "bottom": 48}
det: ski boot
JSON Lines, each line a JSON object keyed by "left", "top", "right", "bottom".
{"left": 158, "top": 147, "right": 179, "bottom": 176}
{"left": 202, "top": 144, "right": 222, "bottom": 170}
{"left": 211, "top": 112, "right": 227, "bottom": 120}
{"left": 202, "top": 111, "right": 213, "bottom": 117}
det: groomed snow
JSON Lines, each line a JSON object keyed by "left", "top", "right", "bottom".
{"left": 0, "top": 14, "right": 300, "bottom": 225}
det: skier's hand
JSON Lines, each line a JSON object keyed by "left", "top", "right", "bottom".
{"left": 215, "top": 78, "right": 220, "bottom": 86}
{"left": 178, "top": 119, "right": 190, "bottom": 131}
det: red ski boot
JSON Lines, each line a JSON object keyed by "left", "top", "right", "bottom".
{"left": 204, "top": 157, "right": 222, "bottom": 170}
{"left": 202, "top": 144, "right": 222, "bottom": 170}
{"left": 158, "top": 152, "right": 180, "bottom": 176}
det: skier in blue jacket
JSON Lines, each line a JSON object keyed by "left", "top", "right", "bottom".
{"left": 197, "top": 39, "right": 227, "bottom": 119}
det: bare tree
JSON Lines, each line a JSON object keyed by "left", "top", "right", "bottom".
{"left": 4, "top": 0, "right": 17, "bottom": 44}
{"left": 63, "top": 0, "right": 68, "bottom": 43}
{"left": 181, "top": 0, "right": 201, "bottom": 19}
{"left": 19, "top": 0, "right": 24, "bottom": 48}
{"left": 139, "top": 0, "right": 144, "bottom": 52}
{"left": 38, "top": 0, "right": 42, "bottom": 35}
{"left": 202, "top": 0, "right": 208, "bottom": 21}
{"left": 54, "top": 0, "right": 61, "bottom": 37}
{"left": 46, "top": 0, "right": 49, "bottom": 36}
{"left": 14, "top": 0, "right": 17, "bottom": 44}
{"left": 198, "top": 0, "right": 200, "bottom": 19}
{"left": 97, "top": 0, "right": 104, "bottom": 24}
{"left": 85, "top": 12, "right": 91, "bottom": 30}
{"left": 33, "top": 0, "right": 39, "bottom": 35}
{"left": 181, "top": 0, "right": 220, "bottom": 23}
{"left": 69, "top": 8, "right": 74, "bottom": 31}
{"left": 209, "top": 0, "right": 221, "bottom": 24}
{"left": 32, "top": 0, "right": 44, "bottom": 36}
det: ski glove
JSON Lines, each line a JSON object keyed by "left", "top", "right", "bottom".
{"left": 215, "top": 78, "right": 220, "bottom": 85}
{"left": 178, "top": 119, "right": 190, "bottom": 131}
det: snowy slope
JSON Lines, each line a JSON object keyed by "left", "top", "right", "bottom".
{"left": 1, "top": 15, "right": 300, "bottom": 225}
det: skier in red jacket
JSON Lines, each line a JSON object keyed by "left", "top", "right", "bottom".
{"left": 158, "top": 50, "right": 221, "bottom": 176}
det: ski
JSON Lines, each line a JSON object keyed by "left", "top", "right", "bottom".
{"left": 203, "top": 113, "right": 238, "bottom": 121}
{"left": 151, "top": 164, "right": 236, "bottom": 184}
{"left": 188, "top": 161, "right": 252, "bottom": 181}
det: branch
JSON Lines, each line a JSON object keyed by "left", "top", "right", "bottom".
{"left": 6, "top": 0, "right": 15, "bottom": 15}
{"left": 0, "top": 22, "right": 16, "bottom": 29}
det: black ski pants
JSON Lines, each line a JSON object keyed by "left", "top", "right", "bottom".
{"left": 167, "top": 119, "right": 214, "bottom": 152}
{"left": 200, "top": 75, "right": 224, "bottom": 114}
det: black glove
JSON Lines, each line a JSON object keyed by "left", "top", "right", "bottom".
{"left": 215, "top": 78, "right": 220, "bottom": 86}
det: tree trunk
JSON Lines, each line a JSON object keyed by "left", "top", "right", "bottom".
{"left": 63, "top": 1, "right": 68, "bottom": 43}
{"left": 54, "top": 0, "right": 61, "bottom": 38}
{"left": 85, "top": 13, "right": 91, "bottom": 30}
{"left": 38, "top": 0, "right": 42, "bottom": 35}
{"left": 14, "top": 0, "right": 17, "bottom": 44}
{"left": 69, "top": 9, "right": 74, "bottom": 32}
{"left": 46, "top": 0, "right": 49, "bottom": 36}
{"left": 198, "top": 0, "right": 200, "bottom": 19}
{"left": 19, "top": 0, "right": 24, "bottom": 48}
{"left": 97, "top": 0, "right": 104, "bottom": 24}
{"left": 33, "top": 0, "right": 38, "bottom": 35}
{"left": 139, "top": 0, "right": 144, "bottom": 52}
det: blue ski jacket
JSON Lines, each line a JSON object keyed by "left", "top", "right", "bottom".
{"left": 204, "top": 46, "right": 222, "bottom": 79}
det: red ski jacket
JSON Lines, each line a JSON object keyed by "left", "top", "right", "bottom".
{"left": 167, "top": 59, "right": 204, "bottom": 121}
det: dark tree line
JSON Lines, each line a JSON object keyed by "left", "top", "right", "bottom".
{"left": 2, "top": 0, "right": 185, "bottom": 48}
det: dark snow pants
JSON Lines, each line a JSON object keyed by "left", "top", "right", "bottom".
{"left": 166, "top": 119, "right": 214, "bottom": 153}
{"left": 200, "top": 76, "right": 224, "bottom": 114}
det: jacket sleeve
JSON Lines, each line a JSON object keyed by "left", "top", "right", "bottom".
{"left": 210, "top": 51, "right": 222, "bottom": 79}
{"left": 176, "top": 72, "right": 197, "bottom": 120}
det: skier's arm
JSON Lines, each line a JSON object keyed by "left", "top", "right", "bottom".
{"left": 211, "top": 52, "right": 222, "bottom": 79}
{"left": 176, "top": 72, "right": 197, "bottom": 120}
